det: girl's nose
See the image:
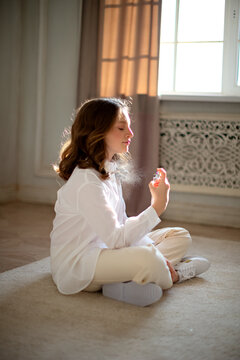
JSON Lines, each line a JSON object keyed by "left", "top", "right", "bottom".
{"left": 128, "top": 127, "right": 134, "bottom": 138}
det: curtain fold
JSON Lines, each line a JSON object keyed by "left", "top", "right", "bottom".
{"left": 77, "top": 0, "right": 162, "bottom": 215}
{"left": 77, "top": 0, "right": 100, "bottom": 104}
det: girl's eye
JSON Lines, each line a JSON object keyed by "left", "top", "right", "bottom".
{"left": 118, "top": 128, "right": 124, "bottom": 131}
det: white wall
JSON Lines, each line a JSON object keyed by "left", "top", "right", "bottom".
{"left": 0, "top": 0, "right": 21, "bottom": 201}
{"left": 0, "top": 0, "right": 82, "bottom": 203}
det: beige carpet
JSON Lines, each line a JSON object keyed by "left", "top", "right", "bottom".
{"left": 0, "top": 236, "right": 240, "bottom": 360}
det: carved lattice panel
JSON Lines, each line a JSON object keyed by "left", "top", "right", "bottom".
{"left": 159, "top": 117, "right": 240, "bottom": 190}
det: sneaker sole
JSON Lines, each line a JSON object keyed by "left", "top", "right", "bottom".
{"left": 102, "top": 281, "right": 163, "bottom": 307}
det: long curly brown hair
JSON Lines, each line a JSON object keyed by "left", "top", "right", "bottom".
{"left": 55, "top": 97, "right": 131, "bottom": 181}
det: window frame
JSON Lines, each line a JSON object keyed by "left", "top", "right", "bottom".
{"left": 158, "top": 0, "right": 240, "bottom": 100}
{"left": 222, "top": 0, "right": 240, "bottom": 96}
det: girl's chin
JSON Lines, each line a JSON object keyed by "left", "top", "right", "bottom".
{"left": 116, "top": 144, "right": 130, "bottom": 154}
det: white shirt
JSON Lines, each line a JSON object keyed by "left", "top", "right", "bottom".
{"left": 50, "top": 164, "right": 161, "bottom": 294}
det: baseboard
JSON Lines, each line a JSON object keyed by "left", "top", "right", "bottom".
{"left": 17, "top": 184, "right": 58, "bottom": 204}
{"left": 2, "top": 184, "right": 239, "bottom": 228}
{"left": 0, "top": 186, "right": 17, "bottom": 203}
{"left": 162, "top": 201, "right": 240, "bottom": 228}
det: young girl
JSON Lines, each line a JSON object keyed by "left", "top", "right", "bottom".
{"left": 50, "top": 97, "right": 210, "bottom": 307}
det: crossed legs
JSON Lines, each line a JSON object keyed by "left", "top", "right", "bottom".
{"left": 84, "top": 227, "right": 192, "bottom": 292}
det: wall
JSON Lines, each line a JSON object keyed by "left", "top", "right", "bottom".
{"left": 0, "top": 0, "right": 82, "bottom": 203}
{"left": 0, "top": 0, "right": 21, "bottom": 201}
{"left": 19, "top": 0, "right": 82, "bottom": 203}
{"left": 0, "top": 0, "right": 239, "bottom": 228}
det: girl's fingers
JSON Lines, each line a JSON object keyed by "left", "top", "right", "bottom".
{"left": 157, "top": 168, "right": 166, "bottom": 173}
{"left": 157, "top": 168, "right": 166, "bottom": 180}
{"left": 151, "top": 168, "right": 170, "bottom": 188}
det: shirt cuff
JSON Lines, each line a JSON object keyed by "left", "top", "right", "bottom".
{"left": 145, "top": 206, "right": 161, "bottom": 229}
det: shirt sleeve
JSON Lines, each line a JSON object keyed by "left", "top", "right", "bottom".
{"left": 77, "top": 182, "right": 160, "bottom": 249}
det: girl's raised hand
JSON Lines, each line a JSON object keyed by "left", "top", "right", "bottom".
{"left": 148, "top": 168, "right": 170, "bottom": 216}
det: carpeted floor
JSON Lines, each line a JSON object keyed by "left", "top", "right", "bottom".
{"left": 0, "top": 235, "right": 240, "bottom": 360}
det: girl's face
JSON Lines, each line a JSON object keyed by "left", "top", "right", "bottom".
{"left": 105, "top": 108, "right": 134, "bottom": 160}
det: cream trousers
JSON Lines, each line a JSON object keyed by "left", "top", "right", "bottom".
{"left": 85, "top": 227, "right": 192, "bottom": 292}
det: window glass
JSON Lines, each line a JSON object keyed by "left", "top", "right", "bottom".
{"left": 175, "top": 43, "right": 223, "bottom": 92}
{"left": 160, "top": 0, "right": 176, "bottom": 43}
{"left": 178, "top": 0, "right": 225, "bottom": 42}
{"left": 158, "top": 0, "right": 227, "bottom": 94}
{"left": 158, "top": 44, "right": 175, "bottom": 92}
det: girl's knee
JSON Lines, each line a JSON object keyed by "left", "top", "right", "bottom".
{"left": 174, "top": 227, "right": 192, "bottom": 247}
{"left": 136, "top": 245, "right": 164, "bottom": 267}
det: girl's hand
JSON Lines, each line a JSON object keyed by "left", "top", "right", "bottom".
{"left": 148, "top": 168, "right": 170, "bottom": 216}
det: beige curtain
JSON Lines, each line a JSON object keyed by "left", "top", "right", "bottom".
{"left": 98, "top": 0, "right": 160, "bottom": 97}
{"left": 78, "top": 0, "right": 162, "bottom": 215}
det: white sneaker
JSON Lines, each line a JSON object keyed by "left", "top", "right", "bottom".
{"left": 175, "top": 256, "right": 210, "bottom": 283}
{"left": 102, "top": 281, "right": 163, "bottom": 307}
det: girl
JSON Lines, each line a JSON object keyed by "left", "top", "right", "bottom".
{"left": 50, "top": 98, "right": 210, "bottom": 307}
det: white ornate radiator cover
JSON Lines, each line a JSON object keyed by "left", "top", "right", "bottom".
{"left": 159, "top": 113, "right": 240, "bottom": 197}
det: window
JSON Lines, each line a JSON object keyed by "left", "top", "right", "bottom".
{"left": 158, "top": 0, "right": 240, "bottom": 97}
